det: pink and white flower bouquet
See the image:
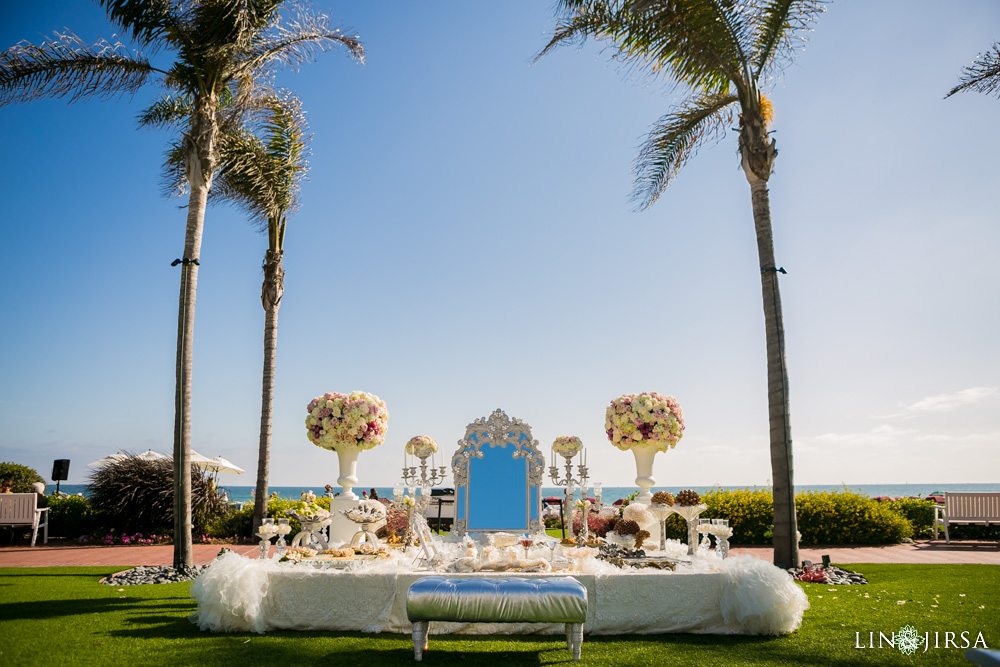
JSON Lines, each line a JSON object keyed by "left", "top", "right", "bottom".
{"left": 306, "top": 391, "right": 389, "bottom": 451}
{"left": 405, "top": 435, "right": 438, "bottom": 459}
{"left": 552, "top": 435, "right": 583, "bottom": 458}
{"left": 605, "top": 392, "right": 684, "bottom": 452}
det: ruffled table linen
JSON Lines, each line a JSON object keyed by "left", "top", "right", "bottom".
{"left": 191, "top": 551, "right": 808, "bottom": 637}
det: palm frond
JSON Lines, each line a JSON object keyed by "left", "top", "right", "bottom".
{"left": 160, "top": 139, "right": 189, "bottom": 198}
{"left": 539, "top": 0, "right": 741, "bottom": 93}
{"left": 138, "top": 93, "right": 193, "bottom": 129}
{"left": 751, "top": 0, "right": 825, "bottom": 80}
{"left": 946, "top": 43, "right": 1000, "bottom": 99}
{"left": 238, "top": 16, "right": 363, "bottom": 79}
{"left": 632, "top": 91, "right": 739, "bottom": 209}
{"left": 211, "top": 93, "right": 309, "bottom": 237}
{"left": 98, "top": 0, "right": 178, "bottom": 52}
{"left": 0, "top": 32, "right": 159, "bottom": 106}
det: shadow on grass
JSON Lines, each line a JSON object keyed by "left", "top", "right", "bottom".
{"left": 0, "top": 597, "right": 140, "bottom": 621}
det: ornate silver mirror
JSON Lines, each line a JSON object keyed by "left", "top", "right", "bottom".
{"left": 452, "top": 409, "right": 544, "bottom": 535}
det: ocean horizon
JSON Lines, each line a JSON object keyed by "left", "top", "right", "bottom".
{"left": 50, "top": 482, "right": 1000, "bottom": 505}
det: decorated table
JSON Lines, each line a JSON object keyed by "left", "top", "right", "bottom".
{"left": 206, "top": 398, "right": 809, "bottom": 640}
{"left": 191, "top": 549, "right": 808, "bottom": 637}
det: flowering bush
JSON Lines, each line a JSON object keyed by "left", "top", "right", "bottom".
{"left": 306, "top": 391, "right": 389, "bottom": 451}
{"left": 405, "top": 435, "right": 437, "bottom": 458}
{"left": 605, "top": 392, "right": 684, "bottom": 452}
{"left": 79, "top": 532, "right": 170, "bottom": 546}
{"left": 552, "top": 436, "right": 583, "bottom": 458}
{"left": 571, "top": 511, "right": 619, "bottom": 537}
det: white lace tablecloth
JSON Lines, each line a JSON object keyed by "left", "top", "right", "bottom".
{"left": 191, "top": 552, "right": 808, "bottom": 636}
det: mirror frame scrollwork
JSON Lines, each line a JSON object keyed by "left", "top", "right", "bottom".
{"left": 452, "top": 409, "right": 544, "bottom": 536}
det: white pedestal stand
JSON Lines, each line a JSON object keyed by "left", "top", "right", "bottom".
{"left": 329, "top": 446, "right": 362, "bottom": 546}
{"left": 630, "top": 445, "right": 659, "bottom": 505}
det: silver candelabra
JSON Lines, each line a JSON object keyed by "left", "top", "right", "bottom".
{"left": 548, "top": 440, "right": 589, "bottom": 540}
{"left": 401, "top": 456, "right": 447, "bottom": 489}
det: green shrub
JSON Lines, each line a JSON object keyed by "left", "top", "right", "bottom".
{"left": 86, "top": 456, "right": 226, "bottom": 536}
{"left": 796, "top": 490, "right": 912, "bottom": 544}
{"left": 205, "top": 495, "right": 335, "bottom": 540}
{"left": 703, "top": 487, "right": 774, "bottom": 545}
{"left": 0, "top": 462, "right": 44, "bottom": 493}
{"left": 47, "top": 495, "right": 93, "bottom": 539}
{"left": 886, "top": 497, "right": 936, "bottom": 538}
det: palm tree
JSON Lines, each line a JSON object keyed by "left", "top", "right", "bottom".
{"left": 212, "top": 95, "right": 309, "bottom": 535}
{"left": 157, "top": 91, "right": 309, "bottom": 538}
{"left": 538, "top": 0, "right": 824, "bottom": 567}
{"left": 0, "top": 0, "right": 363, "bottom": 568}
{"left": 946, "top": 42, "right": 1000, "bottom": 98}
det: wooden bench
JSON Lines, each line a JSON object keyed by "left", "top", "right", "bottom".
{"left": 934, "top": 492, "right": 1000, "bottom": 543}
{"left": 0, "top": 493, "right": 49, "bottom": 546}
{"left": 406, "top": 576, "right": 588, "bottom": 661}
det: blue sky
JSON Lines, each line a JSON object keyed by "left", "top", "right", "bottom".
{"left": 1, "top": 1, "right": 998, "bottom": 489}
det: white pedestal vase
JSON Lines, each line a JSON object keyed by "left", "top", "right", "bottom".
{"left": 335, "top": 445, "right": 361, "bottom": 500}
{"left": 630, "top": 445, "right": 659, "bottom": 505}
{"left": 647, "top": 504, "right": 675, "bottom": 552}
{"left": 672, "top": 503, "right": 708, "bottom": 556}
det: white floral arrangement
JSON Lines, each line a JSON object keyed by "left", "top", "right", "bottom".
{"left": 342, "top": 500, "right": 387, "bottom": 523}
{"left": 405, "top": 435, "right": 438, "bottom": 458}
{"left": 605, "top": 392, "right": 685, "bottom": 452}
{"left": 552, "top": 435, "right": 583, "bottom": 458}
{"left": 306, "top": 391, "right": 389, "bottom": 451}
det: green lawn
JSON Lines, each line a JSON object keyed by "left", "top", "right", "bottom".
{"left": 0, "top": 564, "right": 996, "bottom": 665}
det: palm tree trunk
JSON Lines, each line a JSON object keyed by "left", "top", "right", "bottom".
{"left": 173, "top": 98, "right": 217, "bottom": 570}
{"left": 252, "top": 249, "right": 284, "bottom": 535}
{"left": 748, "top": 179, "right": 799, "bottom": 569}
{"left": 172, "top": 181, "right": 207, "bottom": 569}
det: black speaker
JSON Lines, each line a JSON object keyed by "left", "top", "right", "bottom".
{"left": 52, "top": 459, "right": 70, "bottom": 481}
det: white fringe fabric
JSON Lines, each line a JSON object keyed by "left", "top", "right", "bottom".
{"left": 190, "top": 550, "right": 808, "bottom": 636}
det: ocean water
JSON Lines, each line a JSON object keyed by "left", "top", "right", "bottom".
{"left": 51, "top": 482, "right": 1000, "bottom": 505}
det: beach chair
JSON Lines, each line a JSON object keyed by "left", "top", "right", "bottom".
{"left": 0, "top": 493, "right": 49, "bottom": 546}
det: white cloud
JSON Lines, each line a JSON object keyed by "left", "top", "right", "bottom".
{"left": 810, "top": 424, "right": 918, "bottom": 448}
{"left": 879, "top": 386, "right": 999, "bottom": 419}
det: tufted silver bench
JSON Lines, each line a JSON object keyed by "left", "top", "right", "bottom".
{"left": 406, "top": 576, "right": 588, "bottom": 661}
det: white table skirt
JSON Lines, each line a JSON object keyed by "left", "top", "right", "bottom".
{"left": 191, "top": 553, "right": 808, "bottom": 636}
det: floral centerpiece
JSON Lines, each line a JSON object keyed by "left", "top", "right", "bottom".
{"left": 405, "top": 435, "right": 437, "bottom": 459}
{"left": 606, "top": 392, "right": 684, "bottom": 505}
{"left": 605, "top": 392, "right": 684, "bottom": 452}
{"left": 552, "top": 435, "right": 583, "bottom": 458}
{"left": 306, "top": 391, "right": 389, "bottom": 451}
{"left": 305, "top": 391, "right": 388, "bottom": 501}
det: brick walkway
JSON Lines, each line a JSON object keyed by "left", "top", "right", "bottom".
{"left": 0, "top": 540, "right": 997, "bottom": 568}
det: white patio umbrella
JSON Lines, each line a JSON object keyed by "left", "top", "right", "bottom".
{"left": 201, "top": 456, "right": 245, "bottom": 475}
{"left": 86, "top": 453, "right": 128, "bottom": 467}
{"left": 189, "top": 450, "right": 216, "bottom": 469}
{"left": 134, "top": 450, "right": 170, "bottom": 462}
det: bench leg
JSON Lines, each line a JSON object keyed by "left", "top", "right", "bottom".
{"left": 944, "top": 522, "right": 950, "bottom": 544}
{"left": 568, "top": 622, "right": 583, "bottom": 661}
{"left": 411, "top": 621, "right": 429, "bottom": 661}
